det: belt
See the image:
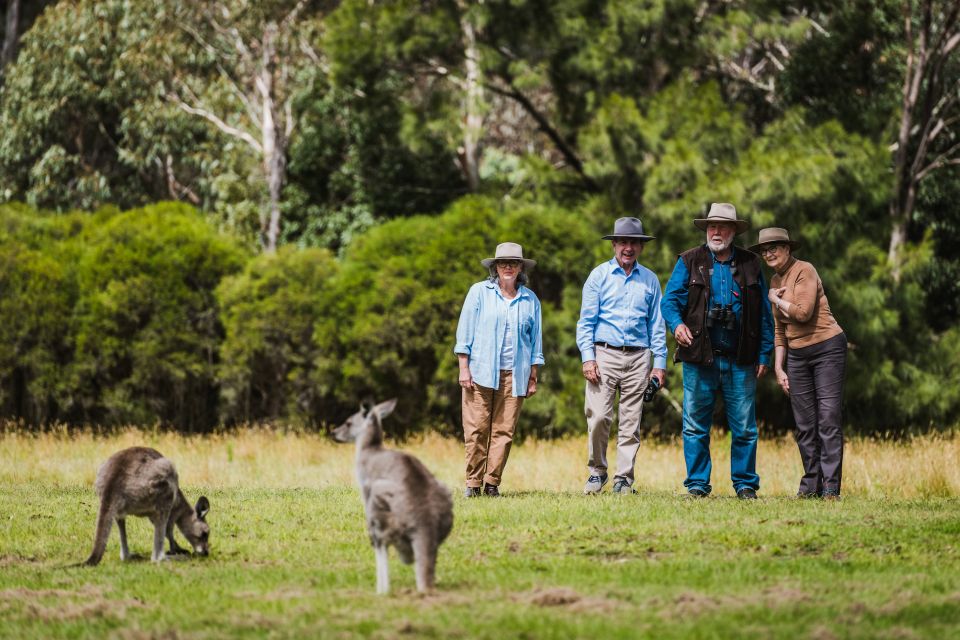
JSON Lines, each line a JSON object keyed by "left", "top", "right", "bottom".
{"left": 595, "top": 342, "right": 645, "bottom": 353}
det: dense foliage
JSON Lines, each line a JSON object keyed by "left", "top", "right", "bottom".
{"left": 0, "top": 1, "right": 958, "bottom": 434}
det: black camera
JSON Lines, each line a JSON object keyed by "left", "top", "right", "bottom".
{"left": 643, "top": 376, "right": 660, "bottom": 403}
{"left": 706, "top": 304, "right": 736, "bottom": 331}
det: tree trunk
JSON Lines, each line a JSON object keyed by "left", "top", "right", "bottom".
{"left": 1, "top": 0, "right": 21, "bottom": 71}
{"left": 259, "top": 22, "right": 285, "bottom": 254}
{"left": 459, "top": 3, "right": 482, "bottom": 191}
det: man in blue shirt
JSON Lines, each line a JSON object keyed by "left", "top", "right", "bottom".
{"left": 577, "top": 217, "right": 667, "bottom": 495}
{"left": 661, "top": 203, "right": 774, "bottom": 499}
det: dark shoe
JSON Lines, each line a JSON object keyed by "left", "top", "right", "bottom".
{"left": 687, "top": 487, "right": 709, "bottom": 498}
{"left": 612, "top": 479, "right": 636, "bottom": 495}
{"left": 796, "top": 491, "right": 820, "bottom": 499}
{"left": 583, "top": 473, "right": 608, "bottom": 495}
{"left": 736, "top": 488, "right": 758, "bottom": 500}
{"left": 823, "top": 489, "right": 841, "bottom": 501}
{"left": 464, "top": 486, "right": 482, "bottom": 498}
{"left": 483, "top": 483, "right": 500, "bottom": 497}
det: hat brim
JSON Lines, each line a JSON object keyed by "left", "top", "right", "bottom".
{"left": 601, "top": 234, "right": 656, "bottom": 241}
{"left": 694, "top": 219, "right": 750, "bottom": 234}
{"left": 747, "top": 240, "right": 801, "bottom": 254}
{"left": 481, "top": 257, "right": 536, "bottom": 269}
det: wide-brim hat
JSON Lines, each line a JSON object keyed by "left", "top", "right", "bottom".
{"left": 693, "top": 202, "right": 750, "bottom": 234}
{"left": 601, "top": 216, "right": 655, "bottom": 241}
{"left": 480, "top": 242, "right": 536, "bottom": 269}
{"left": 748, "top": 227, "right": 801, "bottom": 253}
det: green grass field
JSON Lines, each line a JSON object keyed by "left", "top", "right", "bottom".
{"left": 1, "top": 429, "right": 959, "bottom": 639}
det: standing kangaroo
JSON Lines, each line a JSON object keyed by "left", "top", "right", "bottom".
{"left": 333, "top": 399, "right": 453, "bottom": 594}
{"left": 85, "top": 447, "right": 210, "bottom": 566}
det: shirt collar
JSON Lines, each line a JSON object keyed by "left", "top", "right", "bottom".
{"left": 707, "top": 244, "right": 736, "bottom": 265}
{"left": 483, "top": 279, "right": 529, "bottom": 299}
{"left": 608, "top": 257, "right": 640, "bottom": 277}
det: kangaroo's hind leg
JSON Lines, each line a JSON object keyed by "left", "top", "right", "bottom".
{"left": 412, "top": 532, "right": 438, "bottom": 593}
{"left": 117, "top": 518, "right": 131, "bottom": 561}
{"left": 374, "top": 543, "right": 390, "bottom": 595}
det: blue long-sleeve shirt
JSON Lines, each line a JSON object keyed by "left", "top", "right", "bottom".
{"left": 454, "top": 280, "right": 544, "bottom": 396}
{"left": 576, "top": 258, "right": 668, "bottom": 369}
{"left": 661, "top": 248, "right": 774, "bottom": 366}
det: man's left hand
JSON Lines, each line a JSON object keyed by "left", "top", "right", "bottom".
{"left": 527, "top": 376, "right": 538, "bottom": 397}
{"left": 756, "top": 364, "right": 769, "bottom": 379}
{"left": 651, "top": 368, "right": 666, "bottom": 386}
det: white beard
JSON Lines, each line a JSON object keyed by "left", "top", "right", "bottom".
{"left": 707, "top": 236, "right": 733, "bottom": 253}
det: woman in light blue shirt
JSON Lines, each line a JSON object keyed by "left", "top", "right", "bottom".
{"left": 454, "top": 242, "right": 544, "bottom": 498}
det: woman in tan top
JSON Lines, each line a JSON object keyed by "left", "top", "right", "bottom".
{"left": 750, "top": 228, "right": 847, "bottom": 500}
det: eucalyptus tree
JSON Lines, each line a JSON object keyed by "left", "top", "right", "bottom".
{"left": 161, "top": 0, "right": 323, "bottom": 252}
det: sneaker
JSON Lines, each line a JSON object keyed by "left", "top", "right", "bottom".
{"left": 583, "top": 473, "right": 608, "bottom": 494}
{"left": 736, "top": 488, "right": 758, "bottom": 500}
{"left": 464, "top": 486, "right": 482, "bottom": 498}
{"left": 687, "top": 487, "right": 709, "bottom": 498}
{"left": 483, "top": 483, "right": 501, "bottom": 497}
{"left": 612, "top": 480, "right": 636, "bottom": 495}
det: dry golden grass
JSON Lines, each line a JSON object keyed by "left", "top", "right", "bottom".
{"left": 1, "top": 425, "right": 957, "bottom": 498}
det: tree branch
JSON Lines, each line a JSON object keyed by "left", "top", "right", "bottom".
{"left": 167, "top": 90, "right": 263, "bottom": 154}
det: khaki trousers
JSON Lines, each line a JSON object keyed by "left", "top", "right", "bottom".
{"left": 585, "top": 345, "right": 652, "bottom": 486}
{"left": 462, "top": 370, "right": 524, "bottom": 488}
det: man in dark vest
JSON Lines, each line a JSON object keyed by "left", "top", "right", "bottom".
{"left": 661, "top": 203, "right": 774, "bottom": 499}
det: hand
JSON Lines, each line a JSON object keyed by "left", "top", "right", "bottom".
{"left": 674, "top": 324, "right": 693, "bottom": 347}
{"left": 527, "top": 375, "right": 538, "bottom": 397}
{"left": 776, "top": 368, "right": 790, "bottom": 395}
{"left": 756, "top": 364, "right": 769, "bottom": 379}
{"left": 768, "top": 287, "right": 786, "bottom": 304}
{"left": 458, "top": 368, "right": 474, "bottom": 390}
{"left": 582, "top": 360, "right": 601, "bottom": 385}
{"left": 651, "top": 368, "right": 666, "bottom": 387}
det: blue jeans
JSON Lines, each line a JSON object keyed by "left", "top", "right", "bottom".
{"left": 681, "top": 358, "right": 760, "bottom": 494}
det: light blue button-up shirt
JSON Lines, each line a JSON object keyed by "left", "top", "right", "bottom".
{"left": 454, "top": 280, "right": 544, "bottom": 397}
{"left": 576, "top": 258, "right": 668, "bottom": 368}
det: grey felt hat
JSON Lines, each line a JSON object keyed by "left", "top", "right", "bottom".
{"left": 601, "top": 217, "right": 655, "bottom": 241}
{"left": 693, "top": 202, "right": 750, "bottom": 234}
{"left": 480, "top": 242, "right": 536, "bottom": 269}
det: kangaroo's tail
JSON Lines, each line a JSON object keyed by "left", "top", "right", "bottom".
{"left": 84, "top": 496, "right": 115, "bottom": 566}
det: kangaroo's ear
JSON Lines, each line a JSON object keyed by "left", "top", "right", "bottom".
{"left": 195, "top": 496, "right": 210, "bottom": 521}
{"left": 373, "top": 398, "right": 397, "bottom": 420}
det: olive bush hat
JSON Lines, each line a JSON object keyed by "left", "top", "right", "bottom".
{"left": 747, "top": 227, "right": 801, "bottom": 253}
{"left": 693, "top": 202, "right": 750, "bottom": 234}
{"left": 480, "top": 242, "right": 536, "bottom": 269}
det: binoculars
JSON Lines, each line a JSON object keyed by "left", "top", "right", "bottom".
{"left": 705, "top": 304, "right": 736, "bottom": 331}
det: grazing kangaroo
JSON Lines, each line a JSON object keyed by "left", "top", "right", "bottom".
{"left": 333, "top": 399, "right": 453, "bottom": 594}
{"left": 85, "top": 447, "right": 210, "bottom": 566}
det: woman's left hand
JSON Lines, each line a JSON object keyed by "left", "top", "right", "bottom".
{"left": 526, "top": 376, "right": 537, "bottom": 397}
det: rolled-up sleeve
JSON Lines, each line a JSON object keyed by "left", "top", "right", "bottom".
{"left": 531, "top": 298, "right": 545, "bottom": 366}
{"left": 454, "top": 283, "right": 481, "bottom": 355}
{"left": 576, "top": 270, "right": 601, "bottom": 362}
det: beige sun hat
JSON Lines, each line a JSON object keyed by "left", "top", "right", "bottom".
{"left": 693, "top": 203, "right": 750, "bottom": 234}
{"left": 748, "top": 227, "right": 801, "bottom": 253}
{"left": 480, "top": 242, "right": 536, "bottom": 269}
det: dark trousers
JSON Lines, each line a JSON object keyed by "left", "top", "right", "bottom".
{"left": 786, "top": 333, "right": 847, "bottom": 495}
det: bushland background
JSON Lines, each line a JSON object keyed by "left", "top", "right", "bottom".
{"left": 1, "top": 0, "right": 959, "bottom": 438}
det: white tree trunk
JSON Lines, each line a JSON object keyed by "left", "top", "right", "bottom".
{"left": 458, "top": 2, "right": 482, "bottom": 191}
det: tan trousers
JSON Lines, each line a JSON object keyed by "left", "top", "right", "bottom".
{"left": 585, "top": 346, "right": 652, "bottom": 486}
{"left": 462, "top": 370, "right": 524, "bottom": 488}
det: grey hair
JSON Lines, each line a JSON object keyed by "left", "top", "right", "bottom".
{"left": 487, "top": 265, "right": 529, "bottom": 288}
